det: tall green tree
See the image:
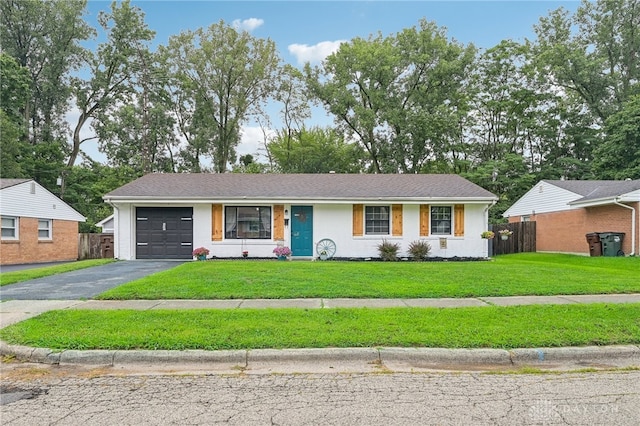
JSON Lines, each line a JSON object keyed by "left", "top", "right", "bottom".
{"left": 67, "top": 0, "right": 155, "bottom": 175}
{"left": 1, "top": 0, "right": 91, "bottom": 145}
{"left": 163, "top": 21, "right": 280, "bottom": 172}
{"left": 266, "top": 127, "right": 364, "bottom": 173}
{"left": 533, "top": 0, "right": 640, "bottom": 123}
{"left": 306, "top": 20, "right": 474, "bottom": 173}
{"left": 93, "top": 49, "right": 179, "bottom": 174}
{"left": 591, "top": 94, "right": 640, "bottom": 179}
{"left": 0, "top": 53, "right": 30, "bottom": 177}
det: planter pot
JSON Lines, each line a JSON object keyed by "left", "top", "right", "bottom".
{"left": 319, "top": 253, "right": 328, "bottom": 261}
{"left": 501, "top": 235, "right": 509, "bottom": 241}
{"left": 278, "top": 255, "right": 287, "bottom": 261}
{"left": 242, "top": 253, "right": 248, "bottom": 258}
{"left": 197, "top": 254, "right": 207, "bottom": 261}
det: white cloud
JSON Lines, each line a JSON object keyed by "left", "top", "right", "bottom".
{"left": 288, "top": 40, "right": 345, "bottom": 65}
{"left": 236, "top": 125, "right": 276, "bottom": 160}
{"left": 232, "top": 18, "right": 264, "bottom": 32}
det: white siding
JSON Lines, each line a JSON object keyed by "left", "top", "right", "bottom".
{"left": 113, "top": 201, "right": 491, "bottom": 260}
{"left": 0, "top": 181, "right": 85, "bottom": 222}
{"left": 503, "top": 181, "right": 582, "bottom": 218}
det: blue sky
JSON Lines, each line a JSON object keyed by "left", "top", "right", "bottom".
{"left": 81, "top": 0, "right": 582, "bottom": 163}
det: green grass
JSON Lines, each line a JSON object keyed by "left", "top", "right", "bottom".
{"left": 0, "top": 259, "right": 115, "bottom": 286}
{"left": 97, "top": 253, "right": 640, "bottom": 300}
{"left": 2, "top": 304, "right": 639, "bottom": 350}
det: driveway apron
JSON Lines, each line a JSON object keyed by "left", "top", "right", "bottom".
{"left": 0, "top": 261, "right": 182, "bottom": 300}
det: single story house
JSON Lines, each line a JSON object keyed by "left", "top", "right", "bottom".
{"left": 503, "top": 179, "right": 640, "bottom": 256}
{"left": 1, "top": 178, "right": 86, "bottom": 265}
{"left": 103, "top": 173, "right": 498, "bottom": 260}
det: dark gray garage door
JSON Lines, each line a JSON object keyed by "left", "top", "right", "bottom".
{"left": 136, "top": 207, "right": 193, "bottom": 259}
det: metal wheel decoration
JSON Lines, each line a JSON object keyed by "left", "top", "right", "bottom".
{"left": 316, "top": 238, "right": 337, "bottom": 259}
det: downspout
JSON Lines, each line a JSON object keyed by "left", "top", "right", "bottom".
{"left": 106, "top": 200, "right": 120, "bottom": 260}
{"left": 614, "top": 197, "right": 636, "bottom": 256}
{"left": 484, "top": 200, "right": 498, "bottom": 258}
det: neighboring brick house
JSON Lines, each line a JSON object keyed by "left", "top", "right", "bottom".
{"left": 1, "top": 179, "right": 86, "bottom": 265}
{"left": 503, "top": 180, "right": 640, "bottom": 256}
{"left": 104, "top": 173, "right": 498, "bottom": 260}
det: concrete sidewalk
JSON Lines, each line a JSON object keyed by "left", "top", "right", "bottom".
{"left": 2, "top": 293, "right": 640, "bottom": 328}
{"left": 2, "top": 294, "right": 640, "bottom": 372}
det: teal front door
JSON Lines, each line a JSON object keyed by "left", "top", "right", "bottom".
{"left": 291, "top": 206, "right": 313, "bottom": 256}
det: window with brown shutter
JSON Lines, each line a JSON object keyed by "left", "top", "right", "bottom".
{"left": 273, "top": 205, "right": 284, "bottom": 240}
{"left": 392, "top": 204, "right": 403, "bottom": 236}
{"left": 420, "top": 205, "right": 430, "bottom": 236}
{"left": 454, "top": 204, "right": 465, "bottom": 236}
{"left": 352, "top": 204, "right": 363, "bottom": 236}
{"left": 211, "top": 204, "right": 223, "bottom": 241}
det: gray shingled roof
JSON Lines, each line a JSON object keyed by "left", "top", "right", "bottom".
{"left": 0, "top": 178, "right": 31, "bottom": 190}
{"left": 545, "top": 179, "right": 640, "bottom": 203}
{"left": 105, "top": 173, "right": 497, "bottom": 200}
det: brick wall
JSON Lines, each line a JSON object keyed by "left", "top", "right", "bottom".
{"left": 1, "top": 217, "right": 79, "bottom": 265}
{"left": 508, "top": 202, "right": 638, "bottom": 255}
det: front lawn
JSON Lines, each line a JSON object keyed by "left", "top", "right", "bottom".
{"left": 96, "top": 253, "right": 640, "bottom": 300}
{"left": 0, "top": 259, "right": 115, "bottom": 286}
{"left": 2, "top": 304, "right": 638, "bottom": 350}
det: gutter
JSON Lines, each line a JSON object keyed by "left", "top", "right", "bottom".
{"left": 106, "top": 200, "right": 120, "bottom": 260}
{"left": 614, "top": 198, "right": 636, "bottom": 256}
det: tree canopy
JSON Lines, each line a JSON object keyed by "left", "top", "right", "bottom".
{"left": 2, "top": 0, "right": 638, "bottom": 225}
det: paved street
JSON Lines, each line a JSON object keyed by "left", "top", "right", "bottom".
{"left": 1, "top": 367, "right": 638, "bottom": 425}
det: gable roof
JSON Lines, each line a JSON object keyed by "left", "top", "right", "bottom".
{"left": 0, "top": 178, "right": 85, "bottom": 222}
{"left": 503, "top": 179, "right": 640, "bottom": 217}
{"left": 546, "top": 179, "right": 640, "bottom": 200}
{"left": 105, "top": 173, "right": 497, "bottom": 203}
{"left": 0, "top": 178, "right": 31, "bottom": 190}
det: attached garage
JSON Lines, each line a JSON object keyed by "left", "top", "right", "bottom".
{"left": 136, "top": 207, "right": 193, "bottom": 259}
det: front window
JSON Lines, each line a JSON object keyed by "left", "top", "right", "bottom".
{"left": 38, "top": 219, "right": 52, "bottom": 240}
{"left": 431, "top": 206, "right": 451, "bottom": 235}
{"left": 225, "top": 206, "right": 271, "bottom": 239}
{"left": 365, "top": 206, "right": 390, "bottom": 235}
{"left": 1, "top": 216, "right": 18, "bottom": 239}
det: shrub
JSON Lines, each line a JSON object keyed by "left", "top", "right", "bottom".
{"left": 408, "top": 240, "right": 431, "bottom": 261}
{"left": 377, "top": 239, "right": 400, "bottom": 261}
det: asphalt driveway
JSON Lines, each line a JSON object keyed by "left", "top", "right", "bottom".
{"left": 0, "top": 261, "right": 183, "bottom": 300}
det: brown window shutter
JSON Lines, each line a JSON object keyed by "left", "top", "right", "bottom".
{"left": 211, "top": 204, "right": 223, "bottom": 241}
{"left": 454, "top": 204, "right": 465, "bottom": 236}
{"left": 273, "top": 204, "right": 284, "bottom": 240}
{"left": 420, "top": 204, "right": 430, "bottom": 236}
{"left": 392, "top": 204, "right": 403, "bottom": 236}
{"left": 352, "top": 204, "right": 363, "bottom": 236}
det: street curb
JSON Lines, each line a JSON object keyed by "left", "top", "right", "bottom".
{"left": 2, "top": 340, "right": 639, "bottom": 369}
{"left": 509, "top": 345, "right": 640, "bottom": 365}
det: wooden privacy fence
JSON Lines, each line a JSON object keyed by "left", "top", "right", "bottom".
{"left": 490, "top": 222, "right": 536, "bottom": 256}
{"left": 78, "top": 233, "right": 114, "bottom": 260}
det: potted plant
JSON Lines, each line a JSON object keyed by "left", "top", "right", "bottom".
{"left": 499, "top": 229, "right": 513, "bottom": 240}
{"left": 481, "top": 231, "right": 495, "bottom": 239}
{"left": 192, "top": 247, "right": 210, "bottom": 261}
{"left": 242, "top": 250, "right": 249, "bottom": 258}
{"left": 273, "top": 246, "right": 292, "bottom": 260}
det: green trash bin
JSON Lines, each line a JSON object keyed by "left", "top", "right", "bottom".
{"left": 598, "top": 232, "right": 625, "bottom": 256}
